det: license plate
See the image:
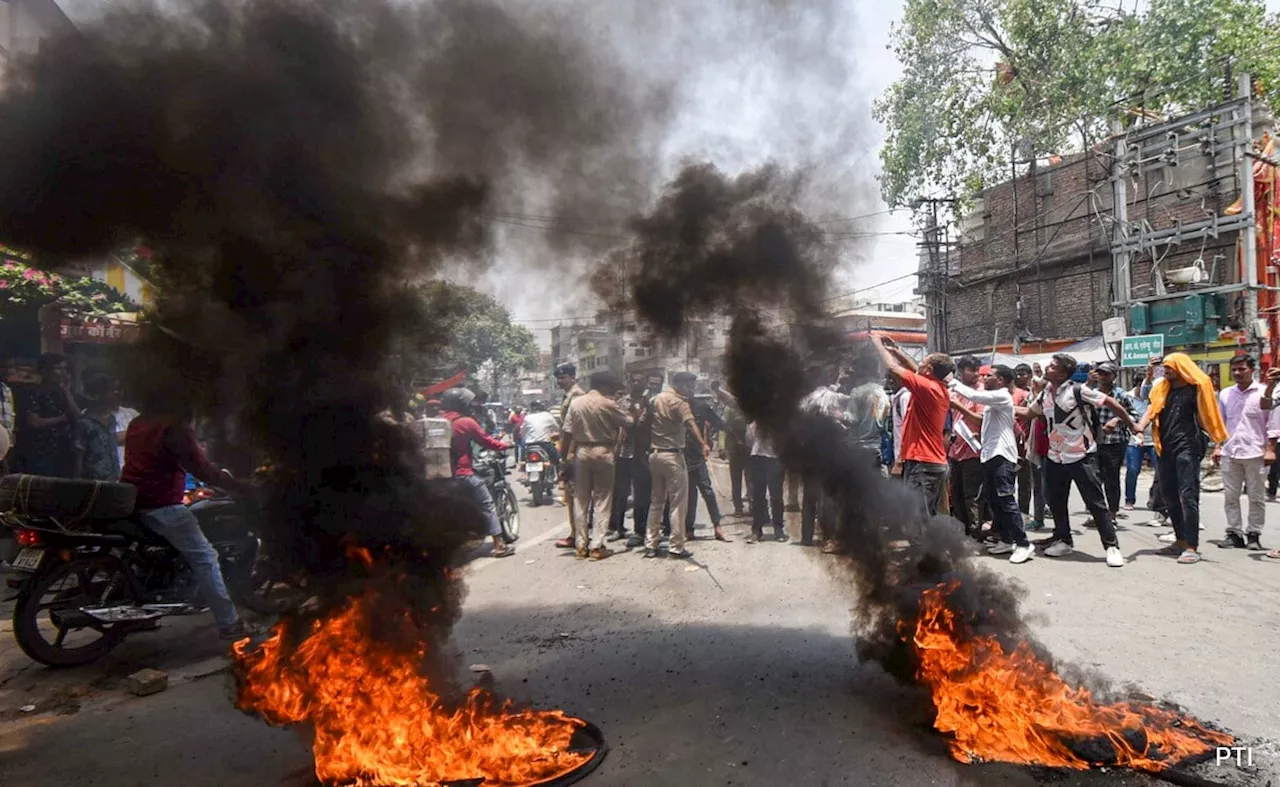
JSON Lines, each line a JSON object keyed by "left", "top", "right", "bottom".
{"left": 11, "top": 548, "right": 44, "bottom": 571}
{"left": 526, "top": 462, "right": 543, "bottom": 471}
{"left": 528, "top": 470, "right": 541, "bottom": 481}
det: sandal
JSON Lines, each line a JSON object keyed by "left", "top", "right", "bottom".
{"left": 1267, "top": 549, "right": 1280, "bottom": 560}
{"left": 491, "top": 545, "right": 515, "bottom": 558}
{"left": 1177, "top": 549, "right": 1201, "bottom": 564}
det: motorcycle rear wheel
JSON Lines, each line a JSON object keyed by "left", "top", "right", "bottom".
{"left": 531, "top": 482, "right": 544, "bottom": 507}
{"left": 497, "top": 484, "right": 521, "bottom": 543}
{"left": 13, "top": 555, "right": 132, "bottom": 667}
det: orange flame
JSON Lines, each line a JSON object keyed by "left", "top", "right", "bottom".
{"left": 232, "top": 592, "right": 589, "bottom": 786}
{"left": 907, "top": 581, "right": 1232, "bottom": 769}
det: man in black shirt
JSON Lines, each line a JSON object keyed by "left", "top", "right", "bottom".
{"left": 1134, "top": 353, "right": 1228, "bottom": 564}
{"left": 21, "top": 354, "right": 78, "bottom": 478}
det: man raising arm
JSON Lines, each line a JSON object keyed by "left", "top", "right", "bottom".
{"left": 870, "top": 333, "right": 953, "bottom": 517}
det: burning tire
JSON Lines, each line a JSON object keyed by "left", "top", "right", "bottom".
{"left": 498, "top": 485, "right": 520, "bottom": 543}
{"left": 13, "top": 555, "right": 132, "bottom": 667}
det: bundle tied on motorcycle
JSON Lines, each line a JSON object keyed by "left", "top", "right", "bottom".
{"left": 0, "top": 474, "right": 137, "bottom": 525}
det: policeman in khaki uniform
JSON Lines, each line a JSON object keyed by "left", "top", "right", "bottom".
{"left": 561, "top": 371, "right": 632, "bottom": 560}
{"left": 553, "top": 363, "right": 588, "bottom": 550}
{"left": 645, "top": 371, "right": 712, "bottom": 559}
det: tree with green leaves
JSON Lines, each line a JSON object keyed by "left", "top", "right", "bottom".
{"left": 411, "top": 281, "right": 539, "bottom": 393}
{"left": 875, "top": 0, "right": 1280, "bottom": 207}
{"left": 0, "top": 245, "right": 138, "bottom": 319}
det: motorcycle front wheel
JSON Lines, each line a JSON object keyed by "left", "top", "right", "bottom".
{"left": 13, "top": 555, "right": 133, "bottom": 667}
{"left": 226, "top": 539, "right": 310, "bottom": 617}
{"left": 497, "top": 484, "right": 521, "bottom": 543}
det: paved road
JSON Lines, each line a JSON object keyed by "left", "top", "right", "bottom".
{"left": 0, "top": 464, "right": 1272, "bottom": 786}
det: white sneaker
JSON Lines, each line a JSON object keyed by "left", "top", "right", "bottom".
{"left": 987, "top": 542, "right": 1015, "bottom": 555}
{"left": 1146, "top": 516, "right": 1168, "bottom": 528}
{"left": 1009, "top": 544, "right": 1035, "bottom": 564}
{"left": 1106, "top": 546, "right": 1125, "bottom": 567}
{"left": 1158, "top": 532, "right": 1177, "bottom": 543}
{"left": 1044, "top": 541, "right": 1073, "bottom": 557}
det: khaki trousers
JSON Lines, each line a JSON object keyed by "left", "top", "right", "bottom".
{"left": 646, "top": 451, "right": 689, "bottom": 551}
{"left": 574, "top": 446, "right": 616, "bottom": 550}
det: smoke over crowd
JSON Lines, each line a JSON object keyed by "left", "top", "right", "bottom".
{"left": 0, "top": 0, "right": 1036, "bottom": 742}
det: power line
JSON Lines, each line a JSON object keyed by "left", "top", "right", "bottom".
{"left": 510, "top": 269, "right": 923, "bottom": 326}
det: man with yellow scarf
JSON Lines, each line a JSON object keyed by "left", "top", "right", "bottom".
{"left": 1133, "top": 353, "right": 1229, "bottom": 564}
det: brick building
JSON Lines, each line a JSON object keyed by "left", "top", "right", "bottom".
{"left": 925, "top": 150, "right": 1114, "bottom": 355}
{"left": 927, "top": 90, "right": 1271, "bottom": 369}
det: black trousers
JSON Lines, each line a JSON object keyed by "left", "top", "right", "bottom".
{"left": 609, "top": 456, "right": 633, "bottom": 533}
{"left": 749, "top": 455, "right": 784, "bottom": 533}
{"left": 1045, "top": 456, "right": 1118, "bottom": 549}
{"left": 984, "top": 456, "right": 1028, "bottom": 547}
{"left": 1156, "top": 447, "right": 1203, "bottom": 549}
{"left": 686, "top": 458, "right": 722, "bottom": 530}
{"left": 1096, "top": 443, "right": 1127, "bottom": 516}
{"left": 632, "top": 454, "right": 652, "bottom": 537}
{"left": 727, "top": 440, "right": 750, "bottom": 512}
{"left": 948, "top": 457, "right": 984, "bottom": 534}
{"left": 801, "top": 474, "right": 828, "bottom": 543}
{"left": 1268, "top": 458, "right": 1280, "bottom": 496}
{"left": 1016, "top": 458, "right": 1033, "bottom": 515}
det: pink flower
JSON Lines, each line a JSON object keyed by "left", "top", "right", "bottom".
{"left": 22, "top": 270, "right": 36, "bottom": 281}
{"left": 3, "top": 262, "right": 16, "bottom": 270}
{"left": 0, "top": 281, "right": 11, "bottom": 289}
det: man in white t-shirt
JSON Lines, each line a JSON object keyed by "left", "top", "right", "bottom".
{"left": 950, "top": 365, "right": 1033, "bottom": 564}
{"left": 520, "top": 400, "right": 559, "bottom": 460}
{"left": 1020, "top": 354, "right": 1138, "bottom": 567}
{"left": 113, "top": 404, "right": 139, "bottom": 468}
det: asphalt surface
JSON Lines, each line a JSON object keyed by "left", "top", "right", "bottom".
{"left": 0, "top": 464, "right": 1274, "bottom": 786}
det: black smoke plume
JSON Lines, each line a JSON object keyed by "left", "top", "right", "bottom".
{"left": 606, "top": 162, "right": 1038, "bottom": 689}
{"left": 0, "top": 0, "right": 666, "bottom": 658}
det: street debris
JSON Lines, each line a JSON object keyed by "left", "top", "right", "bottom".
{"left": 125, "top": 668, "right": 169, "bottom": 697}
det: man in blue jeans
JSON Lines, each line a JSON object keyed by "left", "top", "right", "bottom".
{"left": 121, "top": 408, "right": 250, "bottom": 640}
{"left": 441, "top": 387, "right": 515, "bottom": 558}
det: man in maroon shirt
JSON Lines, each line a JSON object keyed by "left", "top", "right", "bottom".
{"left": 121, "top": 409, "right": 249, "bottom": 640}
{"left": 440, "top": 387, "right": 515, "bottom": 558}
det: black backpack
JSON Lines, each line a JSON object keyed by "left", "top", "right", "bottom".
{"left": 1051, "top": 382, "right": 1101, "bottom": 441}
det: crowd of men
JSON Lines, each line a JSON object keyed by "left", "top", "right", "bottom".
{"left": 876, "top": 334, "right": 1280, "bottom": 567}
{"left": 489, "top": 337, "right": 1280, "bottom": 570}
{"left": 0, "top": 353, "right": 138, "bottom": 483}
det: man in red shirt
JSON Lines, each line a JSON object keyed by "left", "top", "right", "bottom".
{"left": 871, "top": 333, "right": 954, "bottom": 516}
{"left": 440, "top": 387, "right": 515, "bottom": 558}
{"left": 121, "top": 408, "right": 248, "bottom": 640}
{"left": 508, "top": 407, "right": 526, "bottom": 461}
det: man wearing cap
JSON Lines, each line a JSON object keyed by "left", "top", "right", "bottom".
{"left": 553, "top": 362, "right": 587, "bottom": 550}
{"left": 1088, "top": 361, "right": 1140, "bottom": 526}
{"left": 561, "top": 371, "right": 633, "bottom": 560}
{"left": 644, "top": 371, "right": 711, "bottom": 559}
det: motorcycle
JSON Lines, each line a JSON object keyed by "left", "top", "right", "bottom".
{"left": 3, "top": 479, "right": 304, "bottom": 667}
{"left": 523, "top": 442, "right": 558, "bottom": 507}
{"left": 472, "top": 448, "right": 520, "bottom": 543}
